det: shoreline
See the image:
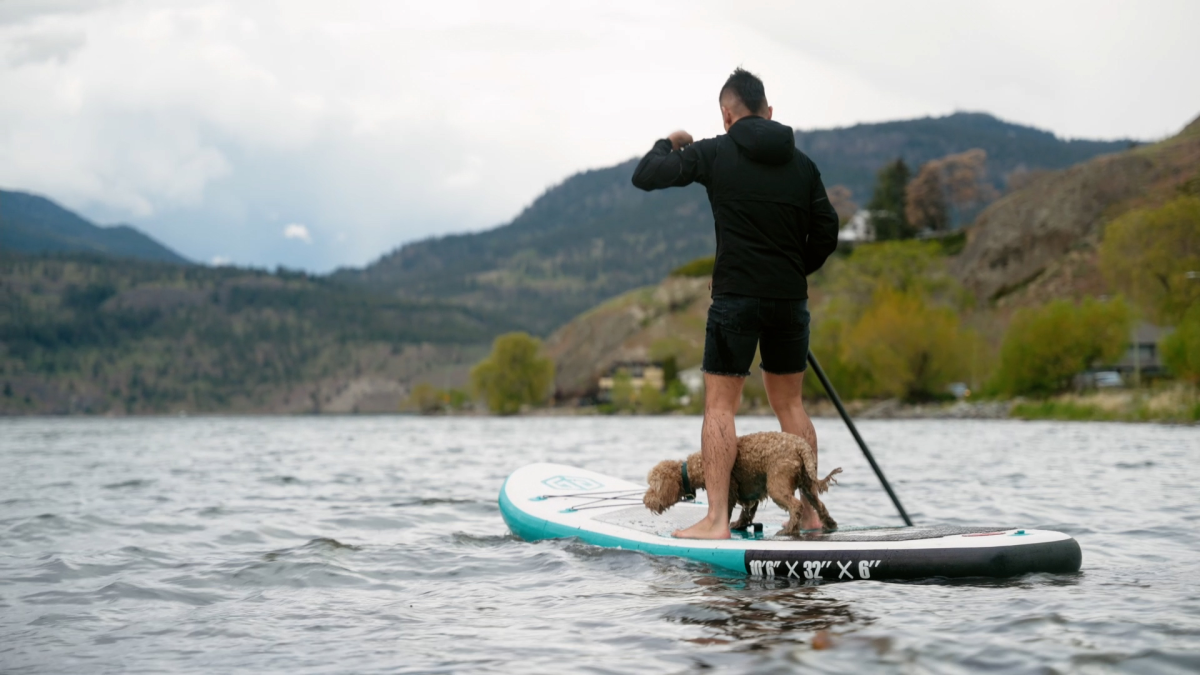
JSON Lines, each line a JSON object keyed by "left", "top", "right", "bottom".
{"left": 2, "top": 392, "right": 1195, "bottom": 424}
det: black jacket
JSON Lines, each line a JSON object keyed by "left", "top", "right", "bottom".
{"left": 631, "top": 116, "right": 839, "bottom": 299}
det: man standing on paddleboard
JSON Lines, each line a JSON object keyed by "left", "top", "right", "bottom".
{"left": 631, "top": 68, "right": 840, "bottom": 539}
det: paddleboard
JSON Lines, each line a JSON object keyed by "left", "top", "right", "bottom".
{"left": 499, "top": 462, "right": 1082, "bottom": 581}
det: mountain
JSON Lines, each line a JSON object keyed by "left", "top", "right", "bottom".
{"left": 342, "top": 113, "right": 1134, "bottom": 336}
{"left": 0, "top": 189, "right": 190, "bottom": 264}
{"left": 796, "top": 112, "right": 1134, "bottom": 203}
{"left": 953, "top": 114, "right": 1200, "bottom": 306}
{"left": 336, "top": 163, "right": 715, "bottom": 335}
{"left": 0, "top": 252, "right": 504, "bottom": 415}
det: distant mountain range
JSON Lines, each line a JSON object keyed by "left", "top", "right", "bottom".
{"left": 3, "top": 110, "right": 1194, "bottom": 415}
{"left": 0, "top": 189, "right": 189, "bottom": 264}
{"left": 795, "top": 112, "right": 1133, "bottom": 202}
{"left": 339, "top": 112, "right": 1134, "bottom": 335}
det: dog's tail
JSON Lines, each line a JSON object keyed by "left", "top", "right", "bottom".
{"left": 816, "top": 467, "right": 842, "bottom": 494}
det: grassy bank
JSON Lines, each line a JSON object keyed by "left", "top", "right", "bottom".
{"left": 1011, "top": 386, "right": 1200, "bottom": 423}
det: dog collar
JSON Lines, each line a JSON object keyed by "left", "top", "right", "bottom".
{"left": 680, "top": 461, "right": 696, "bottom": 501}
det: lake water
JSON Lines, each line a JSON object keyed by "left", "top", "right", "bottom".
{"left": 1, "top": 416, "right": 1198, "bottom": 673}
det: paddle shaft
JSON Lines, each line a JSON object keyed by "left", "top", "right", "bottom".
{"left": 807, "top": 351, "right": 913, "bottom": 526}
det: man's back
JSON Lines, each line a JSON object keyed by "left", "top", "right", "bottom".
{"left": 631, "top": 115, "right": 839, "bottom": 300}
{"left": 635, "top": 66, "right": 832, "bottom": 540}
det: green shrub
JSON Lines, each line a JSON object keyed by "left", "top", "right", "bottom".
{"left": 1100, "top": 196, "right": 1200, "bottom": 325}
{"left": 1011, "top": 400, "right": 1116, "bottom": 421}
{"left": 1162, "top": 303, "right": 1200, "bottom": 384}
{"left": 638, "top": 382, "right": 669, "bottom": 414}
{"left": 669, "top": 256, "right": 715, "bottom": 278}
{"left": 610, "top": 370, "right": 635, "bottom": 411}
{"left": 990, "top": 298, "right": 1132, "bottom": 397}
{"left": 469, "top": 332, "right": 554, "bottom": 415}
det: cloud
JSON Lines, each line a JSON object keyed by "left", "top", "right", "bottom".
{"left": 0, "top": 0, "right": 1196, "bottom": 273}
{"left": 209, "top": 255, "right": 232, "bottom": 266}
{"left": 5, "top": 31, "right": 87, "bottom": 66}
{"left": 283, "top": 223, "right": 312, "bottom": 244}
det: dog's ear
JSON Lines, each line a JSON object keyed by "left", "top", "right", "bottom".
{"left": 643, "top": 460, "right": 683, "bottom": 514}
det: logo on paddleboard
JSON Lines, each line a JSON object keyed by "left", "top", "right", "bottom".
{"left": 542, "top": 475, "right": 602, "bottom": 491}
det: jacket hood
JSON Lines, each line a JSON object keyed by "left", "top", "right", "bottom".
{"left": 728, "top": 116, "right": 795, "bottom": 165}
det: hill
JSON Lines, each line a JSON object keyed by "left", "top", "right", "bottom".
{"left": 542, "top": 114, "right": 1200, "bottom": 401}
{"left": 0, "top": 252, "right": 504, "bottom": 415}
{"left": 342, "top": 113, "right": 1132, "bottom": 336}
{"left": 0, "top": 189, "right": 190, "bottom": 264}
{"left": 953, "top": 114, "right": 1200, "bottom": 307}
{"left": 796, "top": 112, "right": 1133, "bottom": 202}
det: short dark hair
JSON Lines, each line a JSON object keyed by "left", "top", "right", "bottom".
{"left": 719, "top": 67, "right": 767, "bottom": 114}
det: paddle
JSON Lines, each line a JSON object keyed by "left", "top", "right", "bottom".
{"left": 807, "top": 351, "right": 913, "bottom": 526}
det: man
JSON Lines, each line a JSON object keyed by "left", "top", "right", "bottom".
{"left": 631, "top": 68, "right": 839, "bottom": 539}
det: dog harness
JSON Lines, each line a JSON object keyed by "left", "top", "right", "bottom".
{"left": 680, "top": 461, "right": 696, "bottom": 501}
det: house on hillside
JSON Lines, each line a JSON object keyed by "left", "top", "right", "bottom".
{"left": 838, "top": 210, "right": 873, "bottom": 242}
{"left": 1076, "top": 322, "right": 1174, "bottom": 389}
{"left": 1112, "top": 322, "right": 1173, "bottom": 380}
{"left": 597, "top": 362, "right": 665, "bottom": 400}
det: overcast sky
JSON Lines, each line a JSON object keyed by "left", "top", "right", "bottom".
{"left": 2, "top": 0, "right": 1198, "bottom": 272}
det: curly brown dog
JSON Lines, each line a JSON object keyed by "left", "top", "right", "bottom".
{"left": 643, "top": 431, "right": 842, "bottom": 535}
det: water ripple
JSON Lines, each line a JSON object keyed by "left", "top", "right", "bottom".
{"left": 0, "top": 416, "right": 1197, "bottom": 673}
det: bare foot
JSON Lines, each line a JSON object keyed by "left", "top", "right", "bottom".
{"left": 799, "top": 503, "right": 823, "bottom": 531}
{"left": 673, "top": 515, "right": 731, "bottom": 539}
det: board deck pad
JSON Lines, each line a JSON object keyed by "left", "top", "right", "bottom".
{"left": 500, "top": 462, "right": 1082, "bottom": 581}
{"left": 594, "top": 505, "right": 1011, "bottom": 542}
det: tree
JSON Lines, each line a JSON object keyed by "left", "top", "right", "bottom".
{"left": 905, "top": 161, "right": 949, "bottom": 232}
{"left": 405, "top": 381, "right": 443, "bottom": 414}
{"left": 826, "top": 185, "right": 858, "bottom": 226}
{"left": 939, "top": 149, "right": 997, "bottom": 224}
{"left": 1100, "top": 196, "right": 1200, "bottom": 325}
{"left": 638, "top": 382, "right": 668, "bottom": 413}
{"left": 906, "top": 149, "right": 998, "bottom": 232}
{"left": 806, "top": 240, "right": 969, "bottom": 400}
{"left": 842, "top": 289, "right": 974, "bottom": 401}
{"left": 469, "top": 332, "right": 555, "bottom": 415}
{"left": 609, "top": 369, "right": 635, "bottom": 411}
{"left": 866, "top": 159, "right": 914, "bottom": 240}
{"left": 1162, "top": 304, "right": 1200, "bottom": 384}
{"left": 990, "top": 298, "right": 1132, "bottom": 396}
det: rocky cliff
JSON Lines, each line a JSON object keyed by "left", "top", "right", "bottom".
{"left": 953, "top": 115, "right": 1200, "bottom": 306}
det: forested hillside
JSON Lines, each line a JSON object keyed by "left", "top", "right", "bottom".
{"left": 0, "top": 253, "right": 500, "bottom": 414}
{"left": 342, "top": 113, "right": 1132, "bottom": 336}
{"left": 0, "top": 189, "right": 190, "bottom": 264}
{"left": 796, "top": 112, "right": 1132, "bottom": 202}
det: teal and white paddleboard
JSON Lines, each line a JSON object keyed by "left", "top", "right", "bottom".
{"left": 499, "top": 462, "right": 1082, "bottom": 581}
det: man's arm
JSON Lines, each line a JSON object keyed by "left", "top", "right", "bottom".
{"left": 631, "top": 132, "right": 709, "bottom": 191}
{"left": 803, "top": 173, "right": 840, "bottom": 276}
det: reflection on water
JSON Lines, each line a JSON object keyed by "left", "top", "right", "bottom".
{"left": 676, "top": 579, "right": 863, "bottom": 647}
{"left": 0, "top": 416, "right": 1198, "bottom": 673}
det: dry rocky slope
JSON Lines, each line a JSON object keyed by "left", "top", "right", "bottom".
{"left": 544, "top": 276, "right": 710, "bottom": 399}
{"left": 954, "top": 115, "right": 1200, "bottom": 308}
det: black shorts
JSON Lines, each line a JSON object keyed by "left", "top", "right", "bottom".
{"left": 702, "top": 295, "right": 810, "bottom": 377}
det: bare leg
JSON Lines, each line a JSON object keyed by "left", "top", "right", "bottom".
{"left": 763, "top": 370, "right": 822, "bottom": 530}
{"left": 673, "top": 373, "right": 744, "bottom": 539}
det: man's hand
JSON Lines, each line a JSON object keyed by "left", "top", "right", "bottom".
{"left": 668, "top": 130, "right": 694, "bottom": 151}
